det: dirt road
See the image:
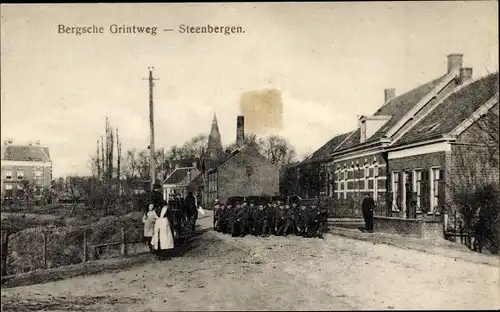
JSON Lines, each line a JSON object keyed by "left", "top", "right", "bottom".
{"left": 2, "top": 215, "right": 498, "bottom": 311}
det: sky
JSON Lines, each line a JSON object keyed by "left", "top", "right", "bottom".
{"left": 1, "top": 2, "right": 498, "bottom": 178}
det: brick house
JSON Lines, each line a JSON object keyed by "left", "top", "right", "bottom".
{"left": 299, "top": 53, "right": 499, "bottom": 238}
{"left": 201, "top": 115, "right": 279, "bottom": 205}
{"left": 206, "top": 144, "right": 279, "bottom": 204}
{"left": 1, "top": 139, "right": 52, "bottom": 201}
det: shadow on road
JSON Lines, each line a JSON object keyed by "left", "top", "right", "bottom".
{"left": 172, "top": 226, "right": 213, "bottom": 258}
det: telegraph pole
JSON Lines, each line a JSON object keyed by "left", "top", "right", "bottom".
{"left": 144, "top": 67, "right": 159, "bottom": 189}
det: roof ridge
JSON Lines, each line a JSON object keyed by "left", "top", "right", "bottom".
{"left": 332, "top": 129, "right": 357, "bottom": 153}
{"left": 39, "top": 145, "right": 51, "bottom": 160}
{"left": 385, "top": 71, "right": 458, "bottom": 139}
{"left": 449, "top": 92, "right": 499, "bottom": 137}
{"left": 389, "top": 81, "right": 461, "bottom": 146}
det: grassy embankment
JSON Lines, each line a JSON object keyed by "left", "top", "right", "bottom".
{"left": 1, "top": 203, "right": 144, "bottom": 276}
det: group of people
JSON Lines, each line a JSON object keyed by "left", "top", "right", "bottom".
{"left": 142, "top": 184, "right": 199, "bottom": 260}
{"left": 213, "top": 197, "right": 329, "bottom": 238}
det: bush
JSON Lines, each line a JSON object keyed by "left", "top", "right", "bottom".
{"left": 454, "top": 183, "right": 500, "bottom": 255}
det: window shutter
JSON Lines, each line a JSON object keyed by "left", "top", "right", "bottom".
{"left": 438, "top": 169, "right": 446, "bottom": 213}
{"left": 421, "top": 169, "right": 430, "bottom": 213}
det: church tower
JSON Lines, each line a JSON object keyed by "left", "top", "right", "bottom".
{"left": 206, "top": 113, "right": 223, "bottom": 161}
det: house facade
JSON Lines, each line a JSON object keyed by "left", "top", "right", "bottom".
{"left": 1, "top": 139, "right": 52, "bottom": 202}
{"left": 206, "top": 144, "right": 279, "bottom": 204}
{"left": 299, "top": 53, "right": 499, "bottom": 237}
{"left": 162, "top": 163, "right": 200, "bottom": 202}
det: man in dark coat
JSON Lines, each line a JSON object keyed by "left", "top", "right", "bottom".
{"left": 253, "top": 203, "right": 267, "bottom": 236}
{"left": 306, "top": 203, "right": 321, "bottom": 237}
{"left": 318, "top": 203, "right": 329, "bottom": 238}
{"left": 185, "top": 192, "right": 198, "bottom": 233}
{"left": 275, "top": 201, "right": 286, "bottom": 236}
{"left": 362, "top": 193, "right": 375, "bottom": 232}
{"left": 296, "top": 204, "right": 310, "bottom": 237}
{"left": 213, "top": 198, "right": 221, "bottom": 230}
{"left": 283, "top": 201, "right": 298, "bottom": 236}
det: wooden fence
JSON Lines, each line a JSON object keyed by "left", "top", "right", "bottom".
{"left": 0, "top": 227, "right": 143, "bottom": 277}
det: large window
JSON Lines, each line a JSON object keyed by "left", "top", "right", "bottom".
{"left": 343, "top": 165, "right": 347, "bottom": 199}
{"left": 17, "top": 169, "right": 24, "bottom": 180}
{"left": 5, "top": 184, "right": 13, "bottom": 190}
{"left": 364, "top": 165, "right": 369, "bottom": 191}
{"left": 413, "top": 169, "right": 422, "bottom": 212}
{"left": 5, "top": 170, "right": 12, "bottom": 180}
{"left": 430, "top": 168, "right": 440, "bottom": 213}
{"left": 336, "top": 167, "right": 341, "bottom": 199}
{"left": 373, "top": 162, "right": 379, "bottom": 199}
{"left": 402, "top": 171, "right": 410, "bottom": 213}
{"left": 35, "top": 168, "right": 43, "bottom": 178}
{"left": 392, "top": 172, "right": 399, "bottom": 211}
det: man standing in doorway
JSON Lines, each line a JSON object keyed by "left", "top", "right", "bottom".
{"left": 362, "top": 192, "right": 375, "bottom": 233}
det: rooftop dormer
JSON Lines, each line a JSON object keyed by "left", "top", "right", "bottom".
{"left": 359, "top": 114, "right": 392, "bottom": 143}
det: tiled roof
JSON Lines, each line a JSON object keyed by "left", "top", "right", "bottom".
{"left": 2, "top": 145, "right": 51, "bottom": 162}
{"left": 209, "top": 144, "right": 268, "bottom": 173}
{"left": 333, "top": 75, "right": 449, "bottom": 153}
{"left": 302, "top": 132, "right": 351, "bottom": 164}
{"left": 395, "top": 72, "right": 499, "bottom": 146}
{"left": 186, "top": 173, "right": 203, "bottom": 191}
{"left": 369, "top": 75, "right": 448, "bottom": 141}
{"left": 164, "top": 168, "right": 190, "bottom": 184}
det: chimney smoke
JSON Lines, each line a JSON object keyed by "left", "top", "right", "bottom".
{"left": 236, "top": 116, "right": 245, "bottom": 147}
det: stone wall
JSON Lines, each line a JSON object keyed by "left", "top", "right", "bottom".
{"left": 374, "top": 216, "right": 444, "bottom": 239}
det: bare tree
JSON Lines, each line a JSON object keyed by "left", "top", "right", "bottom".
{"left": 101, "top": 136, "right": 105, "bottom": 179}
{"left": 66, "top": 176, "right": 84, "bottom": 213}
{"left": 258, "top": 134, "right": 297, "bottom": 166}
{"left": 116, "top": 128, "right": 122, "bottom": 181}
{"left": 20, "top": 180, "right": 35, "bottom": 208}
{"left": 96, "top": 140, "right": 101, "bottom": 178}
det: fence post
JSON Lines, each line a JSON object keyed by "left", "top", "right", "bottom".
{"left": 43, "top": 231, "right": 47, "bottom": 270}
{"left": 1, "top": 230, "right": 8, "bottom": 276}
{"left": 83, "top": 229, "right": 88, "bottom": 263}
{"left": 120, "top": 227, "right": 127, "bottom": 256}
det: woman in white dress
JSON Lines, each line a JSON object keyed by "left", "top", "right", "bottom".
{"left": 151, "top": 204, "right": 175, "bottom": 260}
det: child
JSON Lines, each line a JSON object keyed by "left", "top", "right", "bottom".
{"left": 142, "top": 203, "right": 157, "bottom": 253}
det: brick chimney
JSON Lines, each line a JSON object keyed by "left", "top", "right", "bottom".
{"left": 384, "top": 88, "right": 396, "bottom": 103}
{"left": 447, "top": 53, "right": 463, "bottom": 73}
{"left": 35, "top": 140, "right": 40, "bottom": 145}
{"left": 236, "top": 115, "right": 245, "bottom": 147}
{"left": 28, "top": 141, "right": 33, "bottom": 146}
{"left": 7, "top": 139, "right": 13, "bottom": 145}
{"left": 459, "top": 67, "right": 473, "bottom": 83}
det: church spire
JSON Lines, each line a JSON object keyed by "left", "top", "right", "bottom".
{"left": 206, "top": 112, "right": 223, "bottom": 160}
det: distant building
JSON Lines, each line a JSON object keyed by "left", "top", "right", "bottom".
{"left": 206, "top": 144, "right": 279, "bottom": 204}
{"left": 203, "top": 115, "right": 279, "bottom": 204}
{"left": 1, "top": 139, "right": 52, "bottom": 201}
{"left": 162, "top": 162, "right": 200, "bottom": 202}
{"left": 240, "top": 89, "right": 284, "bottom": 136}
